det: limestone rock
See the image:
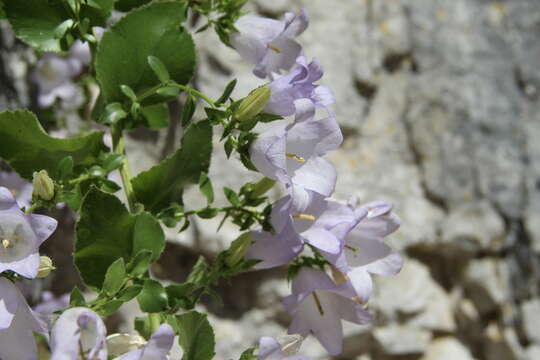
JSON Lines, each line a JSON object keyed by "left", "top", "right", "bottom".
{"left": 521, "top": 299, "right": 540, "bottom": 344}
{"left": 465, "top": 258, "right": 511, "bottom": 314}
{"left": 373, "top": 325, "right": 432, "bottom": 355}
{"left": 420, "top": 337, "right": 474, "bottom": 360}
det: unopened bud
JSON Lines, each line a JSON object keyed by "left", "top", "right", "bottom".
{"left": 37, "top": 256, "right": 55, "bottom": 278}
{"left": 106, "top": 333, "right": 146, "bottom": 356}
{"left": 225, "top": 233, "right": 252, "bottom": 268}
{"left": 32, "top": 170, "right": 55, "bottom": 201}
{"left": 234, "top": 87, "right": 271, "bottom": 124}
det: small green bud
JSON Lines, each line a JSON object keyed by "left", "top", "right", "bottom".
{"left": 37, "top": 256, "right": 55, "bottom": 278}
{"left": 234, "top": 87, "right": 271, "bottom": 124}
{"left": 225, "top": 233, "right": 252, "bottom": 268}
{"left": 32, "top": 170, "right": 55, "bottom": 201}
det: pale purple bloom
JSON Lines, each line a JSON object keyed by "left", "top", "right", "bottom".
{"left": 330, "top": 201, "right": 403, "bottom": 303}
{"left": 231, "top": 10, "right": 308, "bottom": 78}
{"left": 0, "top": 278, "right": 48, "bottom": 360}
{"left": 34, "top": 291, "right": 70, "bottom": 315}
{"left": 0, "top": 171, "right": 32, "bottom": 208}
{"left": 250, "top": 99, "right": 342, "bottom": 211}
{"left": 265, "top": 56, "right": 335, "bottom": 117}
{"left": 50, "top": 307, "right": 108, "bottom": 360}
{"left": 113, "top": 324, "right": 175, "bottom": 360}
{"left": 33, "top": 40, "right": 90, "bottom": 108}
{"left": 283, "top": 268, "right": 372, "bottom": 356}
{"left": 247, "top": 194, "right": 362, "bottom": 269}
{"left": 258, "top": 336, "right": 311, "bottom": 360}
{"left": 0, "top": 187, "right": 57, "bottom": 278}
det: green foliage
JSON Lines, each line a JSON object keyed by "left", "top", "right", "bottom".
{"left": 74, "top": 187, "right": 165, "bottom": 289}
{"left": 239, "top": 348, "right": 257, "bottom": 360}
{"left": 132, "top": 120, "right": 213, "bottom": 214}
{"left": 102, "top": 258, "right": 126, "bottom": 296}
{"left": 69, "top": 287, "right": 86, "bottom": 307}
{"left": 169, "top": 311, "right": 216, "bottom": 360}
{"left": 137, "top": 279, "right": 169, "bottom": 313}
{"left": 0, "top": 110, "right": 105, "bottom": 180}
{"left": 4, "top": 0, "right": 113, "bottom": 52}
{"left": 95, "top": 1, "right": 196, "bottom": 104}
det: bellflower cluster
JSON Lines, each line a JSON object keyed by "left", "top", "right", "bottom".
{"left": 232, "top": 10, "right": 403, "bottom": 356}
{"left": 50, "top": 307, "right": 175, "bottom": 360}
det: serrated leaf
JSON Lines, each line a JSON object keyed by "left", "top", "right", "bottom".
{"left": 169, "top": 311, "right": 215, "bottom": 360}
{"left": 96, "top": 1, "right": 195, "bottom": 105}
{"left": 127, "top": 250, "right": 153, "bottom": 277}
{"left": 74, "top": 187, "right": 165, "bottom": 289}
{"left": 117, "top": 285, "right": 143, "bottom": 302}
{"left": 0, "top": 110, "right": 104, "bottom": 180}
{"left": 137, "top": 279, "right": 168, "bottom": 313}
{"left": 133, "top": 212, "right": 165, "bottom": 262}
{"left": 99, "top": 299, "right": 123, "bottom": 316}
{"left": 181, "top": 95, "right": 196, "bottom": 128}
{"left": 102, "top": 258, "right": 126, "bottom": 296}
{"left": 132, "top": 120, "right": 212, "bottom": 214}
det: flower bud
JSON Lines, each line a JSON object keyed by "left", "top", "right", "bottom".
{"left": 234, "top": 87, "right": 271, "bottom": 124}
{"left": 37, "top": 256, "right": 55, "bottom": 278}
{"left": 225, "top": 233, "right": 252, "bottom": 268}
{"left": 32, "top": 170, "right": 55, "bottom": 201}
{"left": 106, "top": 333, "right": 146, "bottom": 356}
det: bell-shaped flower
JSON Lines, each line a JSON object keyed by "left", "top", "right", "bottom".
{"left": 0, "top": 171, "right": 32, "bottom": 208}
{"left": 0, "top": 278, "right": 48, "bottom": 360}
{"left": 283, "top": 268, "right": 372, "bottom": 356}
{"left": 50, "top": 307, "right": 108, "bottom": 360}
{"left": 231, "top": 10, "right": 308, "bottom": 78}
{"left": 329, "top": 201, "right": 403, "bottom": 303}
{"left": 258, "top": 336, "right": 311, "bottom": 360}
{"left": 247, "top": 193, "right": 363, "bottom": 269}
{"left": 113, "top": 324, "right": 175, "bottom": 360}
{"left": 250, "top": 99, "right": 342, "bottom": 211}
{"left": 265, "top": 57, "right": 335, "bottom": 117}
{"left": 0, "top": 187, "right": 57, "bottom": 278}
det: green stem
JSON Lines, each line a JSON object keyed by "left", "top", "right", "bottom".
{"left": 137, "top": 83, "right": 217, "bottom": 108}
{"left": 111, "top": 125, "right": 137, "bottom": 213}
{"left": 148, "top": 313, "right": 162, "bottom": 334}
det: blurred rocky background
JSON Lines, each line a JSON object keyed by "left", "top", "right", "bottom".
{"left": 2, "top": 0, "right": 540, "bottom": 359}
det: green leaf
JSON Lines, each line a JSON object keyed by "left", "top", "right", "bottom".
{"left": 100, "top": 103, "right": 127, "bottom": 125}
{"left": 96, "top": 1, "right": 196, "bottom": 104}
{"left": 121, "top": 85, "right": 138, "bottom": 102}
{"left": 99, "top": 299, "right": 124, "bottom": 316}
{"left": 0, "top": 110, "right": 104, "bottom": 180}
{"left": 198, "top": 173, "right": 214, "bottom": 205}
{"left": 239, "top": 348, "right": 256, "bottom": 360}
{"left": 169, "top": 311, "right": 215, "bottom": 360}
{"left": 117, "top": 285, "right": 143, "bottom": 302}
{"left": 102, "top": 258, "right": 126, "bottom": 296}
{"left": 132, "top": 120, "right": 212, "bottom": 214}
{"left": 216, "top": 79, "right": 237, "bottom": 105}
{"left": 181, "top": 95, "right": 196, "bottom": 128}
{"left": 69, "top": 287, "right": 86, "bottom": 307}
{"left": 166, "top": 283, "right": 197, "bottom": 310}
{"left": 74, "top": 188, "right": 164, "bottom": 289}
{"left": 56, "top": 156, "right": 74, "bottom": 180}
{"left": 115, "top": 0, "right": 151, "bottom": 12}
{"left": 186, "top": 256, "right": 211, "bottom": 286}
{"left": 4, "top": 0, "right": 68, "bottom": 52}
{"left": 135, "top": 316, "right": 153, "bottom": 340}
{"left": 137, "top": 279, "right": 168, "bottom": 313}
{"left": 133, "top": 212, "right": 165, "bottom": 262}
{"left": 223, "top": 187, "right": 240, "bottom": 206}
{"left": 148, "top": 55, "right": 170, "bottom": 83}
{"left": 140, "top": 103, "right": 170, "bottom": 129}
{"left": 127, "top": 250, "right": 153, "bottom": 277}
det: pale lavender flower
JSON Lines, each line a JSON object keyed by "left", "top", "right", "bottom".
{"left": 258, "top": 336, "right": 311, "bottom": 360}
{"left": 250, "top": 99, "right": 342, "bottom": 211}
{"left": 0, "top": 278, "right": 48, "bottom": 360}
{"left": 34, "top": 291, "right": 70, "bottom": 315}
{"left": 33, "top": 40, "right": 90, "bottom": 108}
{"left": 113, "top": 324, "right": 175, "bottom": 360}
{"left": 265, "top": 56, "right": 335, "bottom": 117}
{"left": 247, "top": 194, "right": 362, "bottom": 269}
{"left": 50, "top": 307, "right": 108, "bottom": 360}
{"left": 0, "top": 171, "right": 32, "bottom": 208}
{"left": 231, "top": 10, "right": 308, "bottom": 78}
{"left": 329, "top": 201, "right": 403, "bottom": 303}
{"left": 0, "top": 187, "right": 57, "bottom": 278}
{"left": 283, "top": 268, "right": 372, "bottom": 356}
